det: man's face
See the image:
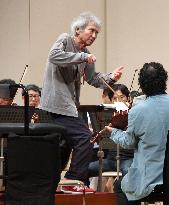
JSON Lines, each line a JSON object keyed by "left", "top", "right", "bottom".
{"left": 0, "top": 98, "right": 13, "bottom": 105}
{"left": 112, "top": 90, "right": 129, "bottom": 103}
{"left": 28, "top": 90, "right": 40, "bottom": 107}
{"left": 77, "top": 23, "right": 100, "bottom": 46}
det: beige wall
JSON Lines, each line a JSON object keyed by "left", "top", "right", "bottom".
{"left": 0, "top": 0, "right": 169, "bottom": 105}
{"left": 106, "top": 0, "right": 169, "bottom": 92}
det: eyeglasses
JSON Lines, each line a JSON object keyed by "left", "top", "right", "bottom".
{"left": 28, "top": 94, "right": 40, "bottom": 99}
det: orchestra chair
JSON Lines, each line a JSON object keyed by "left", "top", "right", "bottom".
{"left": 138, "top": 131, "right": 169, "bottom": 205}
{"left": 58, "top": 179, "right": 86, "bottom": 205}
{"left": 57, "top": 152, "right": 87, "bottom": 205}
{"left": 5, "top": 123, "right": 66, "bottom": 205}
{"left": 98, "top": 138, "right": 122, "bottom": 192}
{"left": 102, "top": 171, "right": 122, "bottom": 192}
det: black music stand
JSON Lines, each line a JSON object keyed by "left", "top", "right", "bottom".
{"left": 0, "top": 106, "right": 66, "bottom": 205}
{"left": 91, "top": 107, "right": 120, "bottom": 192}
{"left": 78, "top": 105, "right": 119, "bottom": 192}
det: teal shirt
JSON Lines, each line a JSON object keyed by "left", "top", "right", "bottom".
{"left": 110, "top": 94, "right": 169, "bottom": 200}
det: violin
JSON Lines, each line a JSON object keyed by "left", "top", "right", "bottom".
{"left": 111, "top": 110, "right": 128, "bottom": 130}
{"left": 90, "top": 109, "right": 128, "bottom": 144}
{"left": 31, "top": 112, "right": 40, "bottom": 123}
{"left": 90, "top": 77, "right": 132, "bottom": 144}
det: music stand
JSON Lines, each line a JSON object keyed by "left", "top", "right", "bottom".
{"left": 0, "top": 105, "right": 30, "bottom": 191}
{"left": 92, "top": 107, "right": 120, "bottom": 192}
{"left": 78, "top": 105, "right": 120, "bottom": 192}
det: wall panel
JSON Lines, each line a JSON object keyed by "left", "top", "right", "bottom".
{"left": 1, "top": 0, "right": 169, "bottom": 105}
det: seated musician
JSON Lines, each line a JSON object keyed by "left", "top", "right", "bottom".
{"left": 0, "top": 79, "right": 17, "bottom": 106}
{"left": 22, "top": 84, "right": 41, "bottom": 108}
{"left": 129, "top": 90, "right": 141, "bottom": 105}
{"left": 87, "top": 83, "right": 134, "bottom": 190}
{"left": 129, "top": 90, "right": 146, "bottom": 107}
{"left": 105, "top": 62, "right": 169, "bottom": 205}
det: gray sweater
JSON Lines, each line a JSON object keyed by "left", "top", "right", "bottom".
{"left": 40, "top": 33, "right": 114, "bottom": 117}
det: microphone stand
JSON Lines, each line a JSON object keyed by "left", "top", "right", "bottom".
{"left": 0, "top": 138, "right": 4, "bottom": 190}
{"left": 97, "top": 138, "right": 104, "bottom": 192}
{"left": 116, "top": 144, "right": 120, "bottom": 180}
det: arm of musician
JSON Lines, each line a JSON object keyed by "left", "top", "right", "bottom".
{"left": 110, "top": 66, "right": 124, "bottom": 81}
{"left": 49, "top": 33, "right": 88, "bottom": 66}
{"left": 103, "top": 125, "right": 136, "bottom": 149}
{"left": 85, "top": 64, "right": 124, "bottom": 89}
{"left": 106, "top": 110, "right": 138, "bottom": 149}
{"left": 110, "top": 129, "right": 136, "bottom": 149}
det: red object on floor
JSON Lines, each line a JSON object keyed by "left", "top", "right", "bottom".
{"left": 60, "top": 185, "right": 95, "bottom": 194}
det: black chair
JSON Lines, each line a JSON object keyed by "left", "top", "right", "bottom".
{"left": 0, "top": 104, "right": 66, "bottom": 205}
{"left": 138, "top": 131, "right": 169, "bottom": 205}
{"left": 0, "top": 122, "right": 66, "bottom": 205}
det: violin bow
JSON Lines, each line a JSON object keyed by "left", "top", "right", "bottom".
{"left": 12, "top": 64, "right": 29, "bottom": 104}
{"left": 19, "top": 65, "right": 29, "bottom": 84}
{"left": 100, "top": 77, "right": 116, "bottom": 93}
{"left": 129, "top": 69, "right": 138, "bottom": 92}
{"left": 100, "top": 77, "right": 129, "bottom": 108}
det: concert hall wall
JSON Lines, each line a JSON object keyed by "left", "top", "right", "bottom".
{"left": 0, "top": 0, "right": 169, "bottom": 105}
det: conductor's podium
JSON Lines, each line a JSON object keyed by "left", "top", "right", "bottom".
{"left": 0, "top": 122, "right": 66, "bottom": 205}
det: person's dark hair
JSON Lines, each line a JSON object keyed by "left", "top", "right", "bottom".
{"left": 138, "top": 62, "right": 168, "bottom": 96}
{"left": 0, "top": 78, "right": 17, "bottom": 99}
{"left": 130, "top": 90, "right": 142, "bottom": 100}
{"left": 22, "top": 84, "right": 41, "bottom": 96}
{"left": 112, "top": 84, "right": 130, "bottom": 97}
{"left": 103, "top": 88, "right": 114, "bottom": 101}
{"left": 0, "top": 79, "right": 16, "bottom": 85}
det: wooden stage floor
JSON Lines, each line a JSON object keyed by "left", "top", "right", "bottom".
{"left": 0, "top": 192, "right": 117, "bottom": 205}
{"left": 55, "top": 192, "right": 117, "bottom": 205}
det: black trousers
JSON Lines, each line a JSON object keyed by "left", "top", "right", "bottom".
{"left": 51, "top": 113, "right": 93, "bottom": 183}
{"left": 6, "top": 134, "right": 61, "bottom": 205}
{"left": 114, "top": 177, "right": 140, "bottom": 205}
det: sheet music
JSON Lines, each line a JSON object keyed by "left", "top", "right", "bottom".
{"left": 102, "top": 102, "right": 129, "bottom": 112}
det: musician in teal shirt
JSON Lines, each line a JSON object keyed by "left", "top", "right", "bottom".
{"left": 105, "top": 62, "right": 169, "bottom": 204}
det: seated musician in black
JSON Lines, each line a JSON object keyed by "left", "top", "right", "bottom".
{"left": 0, "top": 79, "right": 17, "bottom": 106}
{"left": 87, "top": 84, "right": 134, "bottom": 189}
{"left": 21, "top": 84, "right": 41, "bottom": 108}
